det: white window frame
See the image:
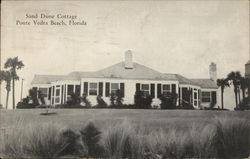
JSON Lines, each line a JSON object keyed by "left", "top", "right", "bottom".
{"left": 110, "top": 83, "right": 120, "bottom": 95}
{"left": 89, "top": 82, "right": 98, "bottom": 96}
{"left": 201, "top": 91, "right": 211, "bottom": 103}
{"left": 162, "top": 84, "right": 171, "bottom": 94}
{"left": 141, "top": 84, "right": 150, "bottom": 95}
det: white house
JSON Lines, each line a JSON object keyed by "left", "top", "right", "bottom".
{"left": 31, "top": 50, "right": 218, "bottom": 108}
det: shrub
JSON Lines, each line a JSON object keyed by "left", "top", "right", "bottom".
{"left": 29, "top": 88, "right": 39, "bottom": 106}
{"left": 116, "top": 89, "right": 124, "bottom": 106}
{"left": 134, "top": 91, "right": 152, "bottom": 109}
{"left": 81, "top": 93, "right": 91, "bottom": 107}
{"left": 159, "top": 92, "right": 177, "bottom": 109}
{"left": 80, "top": 122, "right": 103, "bottom": 157}
{"left": 38, "top": 90, "right": 45, "bottom": 105}
{"left": 109, "top": 89, "right": 124, "bottom": 108}
{"left": 96, "top": 95, "right": 107, "bottom": 108}
{"left": 110, "top": 93, "right": 116, "bottom": 106}
{"left": 67, "top": 93, "right": 81, "bottom": 105}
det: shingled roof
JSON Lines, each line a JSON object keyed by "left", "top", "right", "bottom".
{"left": 163, "top": 74, "right": 197, "bottom": 85}
{"left": 95, "top": 62, "right": 168, "bottom": 80}
{"left": 190, "top": 79, "right": 218, "bottom": 89}
{"left": 31, "top": 61, "right": 218, "bottom": 89}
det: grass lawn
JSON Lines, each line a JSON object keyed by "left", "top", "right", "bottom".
{"left": 1, "top": 109, "right": 249, "bottom": 130}
{"left": 0, "top": 109, "right": 249, "bottom": 158}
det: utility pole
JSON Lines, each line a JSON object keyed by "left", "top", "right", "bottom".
{"left": 20, "top": 78, "right": 24, "bottom": 101}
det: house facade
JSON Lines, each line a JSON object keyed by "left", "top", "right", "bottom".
{"left": 31, "top": 50, "right": 218, "bottom": 108}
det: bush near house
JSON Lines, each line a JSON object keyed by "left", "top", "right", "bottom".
{"left": 134, "top": 90, "right": 153, "bottom": 109}
{"left": 62, "top": 93, "right": 91, "bottom": 108}
{"left": 67, "top": 93, "right": 81, "bottom": 105}
{"left": 109, "top": 89, "right": 124, "bottom": 108}
{"left": 239, "top": 98, "right": 250, "bottom": 110}
{"left": 159, "top": 92, "right": 177, "bottom": 109}
{"left": 96, "top": 95, "right": 108, "bottom": 108}
{"left": 17, "top": 88, "right": 42, "bottom": 109}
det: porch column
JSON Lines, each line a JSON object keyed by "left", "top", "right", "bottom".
{"left": 155, "top": 83, "right": 157, "bottom": 99}
{"left": 180, "top": 87, "right": 182, "bottom": 106}
{"left": 176, "top": 84, "right": 179, "bottom": 106}
{"left": 81, "top": 82, "right": 84, "bottom": 96}
{"left": 53, "top": 85, "right": 56, "bottom": 105}
{"left": 65, "top": 84, "right": 68, "bottom": 102}
{"left": 103, "top": 82, "right": 105, "bottom": 97}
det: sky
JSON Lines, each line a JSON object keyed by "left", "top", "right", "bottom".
{"left": 1, "top": 0, "right": 249, "bottom": 109}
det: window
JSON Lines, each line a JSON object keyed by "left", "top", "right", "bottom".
{"left": 111, "top": 83, "right": 119, "bottom": 95}
{"left": 141, "top": 84, "right": 150, "bottom": 95}
{"left": 162, "top": 84, "right": 171, "bottom": 94}
{"left": 67, "top": 85, "right": 74, "bottom": 95}
{"left": 56, "top": 89, "right": 60, "bottom": 96}
{"left": 89, "top": 83, "right": 98, "bottom": 95}
{"left": 39, "top": 88, "right": 48, "bottom": 97}
{"left": 201, "top": 92, "right": 211, "bottom": 102}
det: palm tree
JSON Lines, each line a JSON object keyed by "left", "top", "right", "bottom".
{"left": 4, "top": 57, "right": 24, "bottom": 109}
{"left": 227, "top": 71, "right": 242, "bottom": 109}
{"left": 0, "top": 70, "right": 12, "bottom": 109}
{"left": 217, "top": 78, "right": 230, "bottom": 109}
{"left": 240, "top": 77, "right": 247, "bottom": 103}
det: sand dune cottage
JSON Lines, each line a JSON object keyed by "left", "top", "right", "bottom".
{"left": 31, "top": 50, "right": 218, "bottom": 108}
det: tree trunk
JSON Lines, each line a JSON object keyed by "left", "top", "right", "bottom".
{"left": 238, "top": 86, "right": 241, "bottom": 104}
{"left": 242, "top": 88, "right": 245, "bottom": 102}
{"left": 234, "top": 85, "right": 238, "bottom": 109}
{"left": 6, "top": 90, "right": 9, "bottom": 109}
{"left": 12, "top": 79, "right": 15, "bottom": 109}
{"left": 221, "top": 89, "right": 224, "bottom": 109}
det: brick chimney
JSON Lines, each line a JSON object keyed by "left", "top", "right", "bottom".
{"left": 125, "top": 50, "right": 133, "bottom": 69}
{"left": 209, "top": 62, "right": 217, "bottom": 81}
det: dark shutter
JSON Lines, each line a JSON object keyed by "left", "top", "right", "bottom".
{"left": 212, "top": 91, "right": 217, "bottom": 103}
{"left": 190, "top": 88, "right": 193, "bottom": 104}
{"left": 198, "top": 89, "right": 201, "bottom": 106}
{"left": 67, "top": 85, "right": 74, "bottom": 95}
{"left": 75, "top": 85, "right": 80, "bottom": 96}
{"left": 136, "top": 83, "right": 140, "bottom": 92}
{"left": 99, "top": 82, "right": 103, "bottom": 96}
{"left": 182, "top": 87, "right": 189, "bottom": 102}
{"left": 178, "top": 87, "right": 181, "bottom": 106}
{"left": 157, "top": 84, "right": 161, "bottom": 98}
{"left": 64, "top": 84, "right": 66, "bottom": 103}
{"left": 105, "top": 82, "right": 110, "bottom": 97}
{"left": 84, "top": 82, "right": 88, "bottom": 95}
{"left": 171, "top": 84, "right": 176, "bottom": 93}
{"left": 61, "top": 85, "right": 64, "bottom": 104}
{"left": 150, "top": 84, "right": 155, "bottom": 98}
{"left": 120, "top": 83, "right": 125, "bottom": 97}
{"left": 48, "top": 87, "right": 51, "bottom": 100}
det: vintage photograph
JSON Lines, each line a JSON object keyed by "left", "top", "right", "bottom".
{"left": 0, "top": 0, "right": 249, "bottom": 158}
